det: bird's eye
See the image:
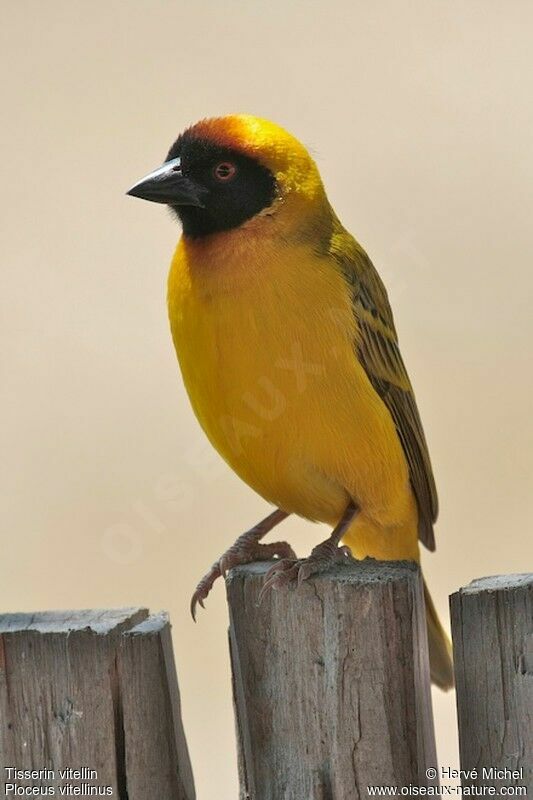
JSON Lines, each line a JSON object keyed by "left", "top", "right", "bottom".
{"left": 213, "top": 162, "right": 237, "bottom": 182}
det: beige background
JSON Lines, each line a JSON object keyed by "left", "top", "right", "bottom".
{"left": 2, "top": 1, "right": 532, "bottom": 796}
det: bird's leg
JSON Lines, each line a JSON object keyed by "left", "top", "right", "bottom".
{"left": 190, "top": 508, "right": 293, "bottom": 620}
{"left": 259, "top": 501, "right": 359, "bottom": 600}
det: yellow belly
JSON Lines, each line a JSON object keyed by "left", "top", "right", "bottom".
{"left": 168, "top": 234, "right": 419, "bottom": 561}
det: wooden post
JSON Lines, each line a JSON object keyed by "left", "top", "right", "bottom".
{"left": 119, "top": 612, "right": 196, "bottom": 799}
{"left": 227, "top": 560, "right": 437, "bottom": 800}
{"left": 0, "top": 608, "right": 195, "bottom": 800}
{"left": 450, "top": 574, "right": 533, "bottom": 795}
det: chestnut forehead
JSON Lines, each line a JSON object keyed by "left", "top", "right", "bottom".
{"left": 166, "top": 135, "right": 247, "bottom": 169}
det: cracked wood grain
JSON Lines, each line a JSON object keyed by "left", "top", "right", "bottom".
{"left": 118, "top": 612, "right": 196, "bottom": 800}
{"left": 450, "top": 574, "right": 533, "bottom": 794}
{"left": 0, "top": 608, "right": 195, "bottom": 800}
{"left": 227, "top": 560, "right": 437, "bottom": 800}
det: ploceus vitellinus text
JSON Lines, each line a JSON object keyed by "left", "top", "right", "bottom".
{"left": 128, "top": 115, "right": 454, "bottom": 690}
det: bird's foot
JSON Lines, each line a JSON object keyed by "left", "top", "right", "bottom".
{"left": 191, "top": 531, "right": 295, "bottom": 620}
{"left": 259, "top": 538, "right": 354, "bottom": 600}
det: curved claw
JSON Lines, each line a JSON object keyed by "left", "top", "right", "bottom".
{"left": 297, "top": 562, "right": 314, "bottom": 586}
{"left": 191, "top": 538, "right": 297, "bottom": 619}
{"left": 190, "top": 564, "right": 221, "bottom": 622}
{"left": 190, "top": 595, "right": 199, "bottom": 623}
{"left": 259, "top": 559, "right": 303, "bottom": 603}
{"left": 219, "top": 557, "right": 230, "bottom": 578}
{"left": 259, "top": 541, "right": 356, "bottom": 600}
{"left": 190, "top": 589, "right": 206, "bottom": 623}
{"left": 263, "top": 558, "right": 299, "bottom": 585}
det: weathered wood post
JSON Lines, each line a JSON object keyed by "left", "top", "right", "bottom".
{"left": 0, "top": 608, "right": 195, "bottom": 800}
{"left": 227, "top": 560, "right": 438, "bottom": 800}
{"left": 450, "top": 574, "right": 533, "bottom": 795}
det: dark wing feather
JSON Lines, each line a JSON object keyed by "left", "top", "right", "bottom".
{"left": 330, "top": 226, "right": 438, "bottom": 550}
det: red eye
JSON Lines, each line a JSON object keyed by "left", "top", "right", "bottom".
{"left": 213, "top": 161, "right": 237, "bottom": 182}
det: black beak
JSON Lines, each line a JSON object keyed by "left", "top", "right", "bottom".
{"left": 126, "top": 157, "right": 206, "bottom": 207}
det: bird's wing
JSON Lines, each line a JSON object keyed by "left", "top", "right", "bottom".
{"left": 330, "top": 228, "right": 438, "bottom": 550}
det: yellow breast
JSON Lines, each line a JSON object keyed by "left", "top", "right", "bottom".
{"left": 167, "top": 228, "right": 411, "bottom": 530}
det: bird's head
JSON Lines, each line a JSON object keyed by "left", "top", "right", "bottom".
{"left": 127, "top": 115, "right": 328, "bottom": 239}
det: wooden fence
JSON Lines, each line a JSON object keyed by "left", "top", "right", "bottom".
{"left": 0, "top": 566, "right": 531, "bottom": 799}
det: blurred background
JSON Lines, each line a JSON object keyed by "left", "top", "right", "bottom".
{"left": 2, "top": 1, "right": 532, "bottom": 796}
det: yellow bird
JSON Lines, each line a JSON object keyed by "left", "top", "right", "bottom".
{"left": 128, "top": 115, "right": 454, "bottom": 690}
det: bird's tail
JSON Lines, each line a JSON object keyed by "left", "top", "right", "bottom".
{"left": 423, "top": 579, "right": 454, "bottom": 690}
{"left": 341, "top": 509, "right": 454, "bottom": 689}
